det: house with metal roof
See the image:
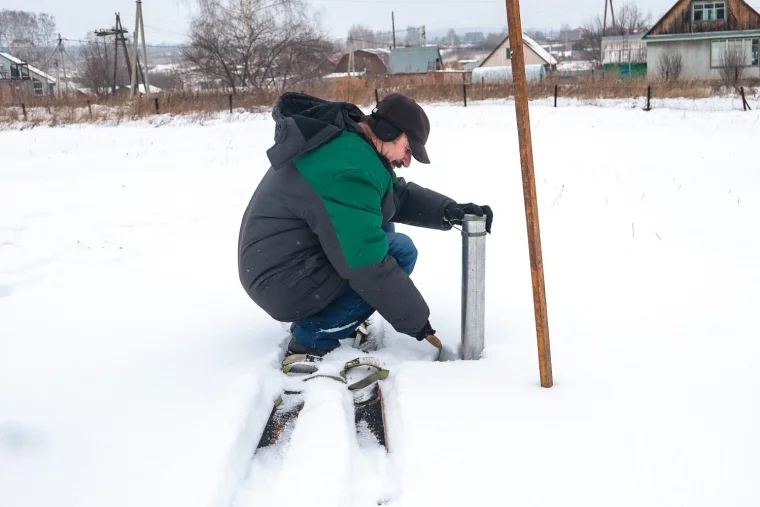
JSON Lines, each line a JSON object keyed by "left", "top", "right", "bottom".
{"left": 642, "top": 0, "right": 760, "bottom": 80}
{"left": 0, "top": 52, "right": 57, "bottom": 103}
{"left": 477, "top": 33, "right": 558, "bottom": 71}
{"left": 335, "top": 48, "right": 390, "bottom": 75}
{"left": 388, "top": 46, "right": 444, "bottom": 75}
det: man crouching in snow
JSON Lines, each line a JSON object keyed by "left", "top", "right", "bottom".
{"left": 237, "top": 92, "right": 493, "bottom": 359}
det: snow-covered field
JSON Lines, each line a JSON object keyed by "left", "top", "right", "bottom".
{"left": 1, "top": 99, "right": 758, "bottom": 507}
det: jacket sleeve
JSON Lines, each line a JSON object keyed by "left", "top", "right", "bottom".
{"left": 307, "top": 169, "right": 430, "bottom": 336}
{"left": 391, "top": 176, "right": 456, "bottom": 230}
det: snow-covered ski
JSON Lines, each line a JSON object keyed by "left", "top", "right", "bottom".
{"left": 253, "top": 353, "right": 390, "bottom": 453}
{"left": 254, "top": 390, "right": 304, "bottom": 453}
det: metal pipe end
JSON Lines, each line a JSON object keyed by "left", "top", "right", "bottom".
{"left": 463, "top": 214, "right": 486, "bottom": 222}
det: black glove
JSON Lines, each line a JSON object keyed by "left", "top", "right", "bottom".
{"left": 410, "top": 320, "right": 436, "bottom": 341}
{"left": 444, "top": 202, "right": 494, "bottom": 233}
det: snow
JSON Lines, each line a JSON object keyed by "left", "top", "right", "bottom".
{"left": 472, "top": 64, "right": 546, "bottom": 82}
{"left": 557, "top": 60, "right": 595, "bottom": 71}
{"left": 2, "top": 98, "right": 760, "bottom": 507}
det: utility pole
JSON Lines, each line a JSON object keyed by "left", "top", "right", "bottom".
{"left": 603, "top": 0, "right": 618, "bottom": 36}
{"left": 124, "top": 0, "right": 150, "bottom": 98}
{"left": 138, "top": 0, "right": 151, "bottom": 99}
{"left": 116, "top": 14, "right": 133, "bottom": 84}
{"left": 55, "top": 60, "right": 60, "bottom": 99}
{"left": 392, "top": 12, "right": 396, "bottom": 48}
{"left": 58, "top": 34, "right": 70, "bottom": 98}
{"left": 95, "top": 15, "right": 129, "bottom": 95}
{"left": 422, "top": 25, "right": 426, "bottom": 46}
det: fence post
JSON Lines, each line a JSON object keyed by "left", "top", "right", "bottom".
{"left": 87, "top": 100, "right": 92, "bottom": 119}
{"left": 481, "top": 77, "right": 485, "bottom": 101}
{"left": 645, "top": 85, "right": 651, "bottom": 111}
{"left": 463, "top": 83, "right": 467, "bottom": 107}
{"left": 154, "top": 97, "right": 159, "bottom": 114}
{"left": 22, "top": 103, "right": 27, "bottom": 121}
{"left": 461, "top": 214, "right": 487, "bottom": 360}
{"left": 229, "top": 94, "right": 233, "bottom": 114}
{"left": 375, "top": 88, "right": 379, "bottom": 105}
{"left": 554, "top": 84, "right": 558, "bottom": 108}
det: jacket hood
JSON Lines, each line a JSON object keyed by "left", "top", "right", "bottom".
{"left": 266, "top": 93, "right": 367, "bottom": 169}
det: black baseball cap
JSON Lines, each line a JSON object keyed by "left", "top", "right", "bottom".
{"left": 370, "top": 93, "right": 431, "bottom": 164}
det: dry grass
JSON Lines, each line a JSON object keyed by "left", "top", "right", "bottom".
{"left": 1, "top": 75, "right": 756, "bottom": 129}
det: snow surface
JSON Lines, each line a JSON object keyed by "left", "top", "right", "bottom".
{"left": 1, "top": 99, "right": 759, "bottom": 507}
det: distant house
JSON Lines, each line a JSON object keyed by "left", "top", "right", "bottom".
{"left": 478, "top": 33, "right": 558, "bottom": 71}
{"left": 388, "top": 46, "right": 444, "bottom": 74}
{"left": 642, "top": 0, "right": 760, "bottom": 80}
{"left": 602, "top": 34, "right": 648, "bottom": 77}
{"left": 0, "top": 52, "right": 57, "bottom": 103}
{"left": 334, "top": 49, "right": 390, "bottom": 75}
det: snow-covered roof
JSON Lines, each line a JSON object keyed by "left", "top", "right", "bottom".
{"left": 362, "top": 48, "right": 390, "bottom": 55}
{"left": 478, "top": 34, "right": 558, "bottom": 68}
{"left": 27, "top": 64, "right": 56, "bottom": 83}
{"left": 0, "top": 52, "right": 24, "bottom": 64}
{"left": 522, "top": 33, "right": 558, "bottom": 65}
{"left": 0, "top": 52, "right": 57, "bottom": 83}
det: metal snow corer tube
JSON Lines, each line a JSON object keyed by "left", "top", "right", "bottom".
{"left": 461, "top": 214, "right": 487, "bottom": 360}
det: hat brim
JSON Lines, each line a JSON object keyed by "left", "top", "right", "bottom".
{"left": 408, "top": 137, "right": 430, "bottom": 164}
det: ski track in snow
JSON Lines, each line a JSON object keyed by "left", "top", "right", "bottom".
{"left": 1, "top": 99, "right": 759, "bottom": 507}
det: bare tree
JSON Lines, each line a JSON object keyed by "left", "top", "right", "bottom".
{"left": 657, "top": 50, "right": 683, "bottom": 81}
{"left": 77, "top": 36, "right": 117, "bottom": 97}
{"left": 717, "top": 42, "right": 747, "bottom": 91}
{"left": 405, "top": 26, "right": 421, "bottom": 47}
{"left": 616, "top": 2, "right": 652, "bottom": 34}
{"left": 582, "top": 16, "right": 604, "bottom": 66}
{"left": 183, "top": 0, "right": 332, "bottom": 93}
{"left": 0, "top": 9, "right": 58, "bottom": 68}
{"left": 445, "top": 28, "right": 458, "bottom": 47}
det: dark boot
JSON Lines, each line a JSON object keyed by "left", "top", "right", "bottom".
{"left": 286, "top": 336, "right": 331, "bottom": 358}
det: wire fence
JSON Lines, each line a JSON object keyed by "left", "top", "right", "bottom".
{"left": 1, "top": 74, "right": 758, "bottom": 127}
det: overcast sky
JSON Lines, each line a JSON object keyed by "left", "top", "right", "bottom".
{"left": 5, "top": 0, "right": 760, "bottom": 44}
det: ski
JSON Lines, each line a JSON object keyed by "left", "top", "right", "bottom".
{"left": 342, "top": 357, "right": 390, "bottom": 452}
{"left": 353, "top": 383, "right": 388, "bottom": 451}
{"left": 254, "top": 390, "right": 304, "bottom": 453}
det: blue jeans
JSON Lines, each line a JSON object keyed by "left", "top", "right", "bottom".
{"left": 292, "top": 223, "right": 417, "bottom": 351}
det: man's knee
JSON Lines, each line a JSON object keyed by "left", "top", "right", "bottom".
{"left": 387, "top": 232, "right": 417, "bottom": 275}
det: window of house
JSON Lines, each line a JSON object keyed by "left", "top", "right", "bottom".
{"left": 694, "top": 2, "right": 726, "bottom": 22}
{"left": 710, "top": 38, "right": 759, "bottom": 67}
{"left": 365, "top": 57, "right": 371, "bottom": 71}
{"left": 32, "top": 78, "right": 43, "bottom": 95}
{"left": 505, "top": 47, "right": 512, "bottom": 59}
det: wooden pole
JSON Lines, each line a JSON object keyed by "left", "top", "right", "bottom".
{"left": 22, "top": 103, "right": 27, "bottom": 121}
{"left": 117, "top": 15, "right": 132, "bottom": 84}
{"left": 229, "top": 94, "right": 233, "bottom": 113}
{"left": 646, "top": 85, "right": 651, "bottom": 111}
{"left": 505, "top": 0, "right": 553, "bottom": 388}
{"left": 154, "top": 97, "right": 159, "bottom": 114}
{"left": 463, "top": 82, "right": 467, "bottom": 107}
{"left": 554, "top": 84, "right": 558, "bottom": 107}
{"left": 603, "top": 0, "right": 609, "bottom": 37}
